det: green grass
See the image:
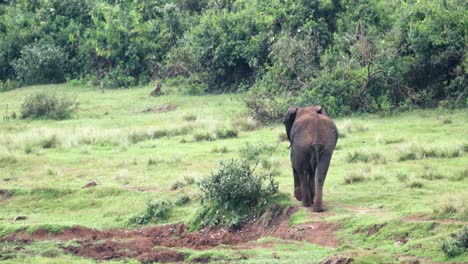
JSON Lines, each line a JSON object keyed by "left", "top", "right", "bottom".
{"left": 1, "top": 84, "right": 467, "bottom": 263}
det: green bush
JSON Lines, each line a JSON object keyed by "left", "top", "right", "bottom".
{"left": 215, "top": 127, "right": 239, "bottom": 139}
{"left": 441, "top": 226, "right": 468, "bottom": 257}
{"left": 128, "top": 199, "right": 173, "bottom": 226}
{"left": 192, "top": 159, "right": 278, "bottom": 229}
{"left": 12, "top": 43, "right": 66, "bottom": 86}
{"left": 20, "top": 92, "right": 78, "bottom": 120}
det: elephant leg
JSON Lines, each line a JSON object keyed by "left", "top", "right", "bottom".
{"left": 308, "top": 165, "right": 315, "bottom": 204}
{"left": 312, "top": 151, "right": 333, "bottom": 212}
{"left": 293, "top": 168, "right": 301, "bottom": 201}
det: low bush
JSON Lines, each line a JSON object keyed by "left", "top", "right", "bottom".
{"left": 441, "top": 226, "right": 468, "bottom": 257}
{"left": 409, "top": 181, "right": 424, "bottom": 188}
{"left": 193, "top": 132, "right": 215, "bottom": 142}
{"left": 39, "top": 135, "right": 60, "bottom": 149}
{"left": 215, "top": 127, "right": 238, "bottom": 139}
{"left": 128, "top": 199, "right": 173, "bottom": 225}
{"left": 20, "top": 92, "right": 78, "bottom": 120}
{"left": 192, "top": 159, "right": 278, "bottom": 229}
{"left": 211, "top": 146, "right": 229, "bottom": 153}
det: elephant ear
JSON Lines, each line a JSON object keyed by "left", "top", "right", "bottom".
{"left": 316, "top": 106, "right": 329, "bottom": 116}
{"left": 284, "top": 106, "right": 298, "bottom": 143}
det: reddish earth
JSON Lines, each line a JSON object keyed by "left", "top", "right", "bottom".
{"left": 2, "top": 206, "right": 339, "bottom": 262}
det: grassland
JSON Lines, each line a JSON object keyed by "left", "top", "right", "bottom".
{"left": 0, "top": 84, "right": 467, "bottom": 263}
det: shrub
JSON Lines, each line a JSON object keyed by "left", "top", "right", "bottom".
{"left": 12, "top": 43, "right": 66, "bottom": 86}
{"left": 175, "top": 195, "right": 191, "bottom": 206}
{"left": 128, "top": 131, "right": 152, "bottom": 144}
{"left": 239, "top": 143, "right": 275, "bottom": 161}
{"left": 193, "top": 159, "right": 278, "bottom": 229}
{"left": 128, "top": 199, "right": 173, "bottom": 225}
{"left": 193, "top": 132, "right": 215, "bottom": 142}
{"left": 183, "top": 114, "right": 197, "bottom": 121}
{"left": 39, "top": 135, "right": 60, "bottom": 149}
{"left": 441, "top": 227, "right": 468, "bottom": 258}
{"left": 20, "top": 92, "right": 78, "bottom": 120}
{"left": 215, "top": 127, "right": 238, "bottom": 139}
{"left": 409, "top": 181, "right": 424, "bottom": 188}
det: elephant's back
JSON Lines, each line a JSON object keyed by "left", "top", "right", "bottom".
{"left": 292, "top": 114, "right": 338, "bottom": 149}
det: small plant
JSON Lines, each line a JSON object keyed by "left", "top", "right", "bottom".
{"left": 420, "top": 166, "right": 444, "bottom": 180}
{"left": 278, "top": 132, "right": 288, "bottom": 142}
{"left": 409, "top": 181, "right": 424, "bottom": 188}
{"left": 211, "top": 146, "right": 229, "bottom": 153}
{"left": 239, "top": 143, "right": 275, "bottom": 161}
{"left": 192, "top": 159, "right": 279, "bottom": 229}
{"left": 345, "top": 151, "right": 385, "bottom": 164}
{"left": 383, "top": 137, "right": 404, "bottom": 144}
{"left": 20, "top": 92, "right": 78, "bottom": 120}
{"left": 396, "top": 171, "right": 409, "bottom": 182}
{"left": 128, "top": 131, "right": 151, "bottom": 144}
{"left": 442, "top": 118, "right": 453, "bottom": 124}
{"left": 39, "top": 135, "right": 60, "bottom": 149}
{"left": 147, "top": 158, "right": 160, "bottom": 166}
{"left": 215, "top": 127, "right": 239, "bottom": 139}
{"left": 193, "top": 132, "right": 215, "bottom": 142}
{"left": 343, "top": 172, "right": 368, "bottom": 184}
{"left": 183, "top": 114, "right": 197, "bottom": 121}
{"left": 128, "top": 199, "right": 173, "bottom": 225}
{"left": 175, "top": 195, "right": 191, "bottom": 206}
{"left": 441, "top": 226, "right": 468, "bottom": 257}
{"left": 170, "top": 176, "right": 195, "bottom": 190}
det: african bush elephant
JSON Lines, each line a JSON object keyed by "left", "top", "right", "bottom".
{"left": 283, "top": 105, "right": 338, "bottom": 212}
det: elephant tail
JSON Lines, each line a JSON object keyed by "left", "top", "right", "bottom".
{"left": 311, "top": 144, "right": 323, "bottom": 168}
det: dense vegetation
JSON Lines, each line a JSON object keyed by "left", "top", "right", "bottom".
{"left": 1, "top": 0, "right": 466, "bottom": 116}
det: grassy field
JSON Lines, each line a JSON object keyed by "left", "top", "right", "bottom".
{"left": 0, "top": 84, "right": 467, "bottom": 263}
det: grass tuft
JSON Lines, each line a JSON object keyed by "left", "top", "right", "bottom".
{"left": 432, "top": 194, "right": 468, "bottom": 221}
{"left": 420, "top": 166, "right": 445, "bottom": 180}
{"left": 345, "top": 151, "right": 385, "bottom": 164}
{"left": 399, "top": 143, "right": 461, "bottom": 161}
{"left": 193, "top": 131, "right": 216, "bottom": 142}
{"left": 211, "top": 146, "right": 229, "bottom": 153}
{"left": 408, "top": 181, "right": 424, "bottom": 188}
{"left": 215, "top": 127, "right": 239, "bottom": 139}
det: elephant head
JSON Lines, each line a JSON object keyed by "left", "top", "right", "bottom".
{"left": 283, "top": 105, "right": 328, "bottom": 143}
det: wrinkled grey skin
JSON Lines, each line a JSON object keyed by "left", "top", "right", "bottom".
{"left": 283, "top": 105, "right": 338, "bottom": 212}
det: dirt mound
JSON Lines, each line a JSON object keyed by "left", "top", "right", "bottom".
{"left": 142, "top": 104, "right": 177, "bottom": 113}
{"left": 2, "top": 206, "right": 339, "bottom": 262}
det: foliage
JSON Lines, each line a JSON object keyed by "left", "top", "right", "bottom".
{"left": 20, "top": 92, "right": 78, "bottom": 120}
{"left": 441, "top": 227, "right": 468, "bottom": 257}
{"left": 128, "top": 199, "right": 173, "bottom": 226}
{"left": 12, "top": 43, "right": 66, "bottom": 86}
{"left": 193, "top": 159, "right": 278, "bottom": 229}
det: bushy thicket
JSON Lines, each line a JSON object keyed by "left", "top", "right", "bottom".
{"left": 441, "top": 226, "right": 468, "bottom": 257}
{"left": 192, "top": 159, "right": 278, "bottom": 229}
{"left": 1, "top": 0, "right": 466, "bottom": 115}
{"left": 21, "top": 92, "right": 78, "bottom": 120}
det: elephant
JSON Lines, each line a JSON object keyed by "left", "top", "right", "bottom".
{"left": 283, "top": 105, "right": 338, "bottom": 212}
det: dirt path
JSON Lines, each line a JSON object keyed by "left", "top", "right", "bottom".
{"left": 2, "top": 206, "right": 339, "bottom": 263}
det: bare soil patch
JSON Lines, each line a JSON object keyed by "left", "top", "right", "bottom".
{"left": 142, "top": 104, "right": 177, "bottom": 113}
{"left": 2, "top": 206, "right": 339, "bottom": 262}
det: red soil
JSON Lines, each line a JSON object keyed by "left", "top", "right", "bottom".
{"left": 2, "top": 206, "right": 339, "bottom": 262}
